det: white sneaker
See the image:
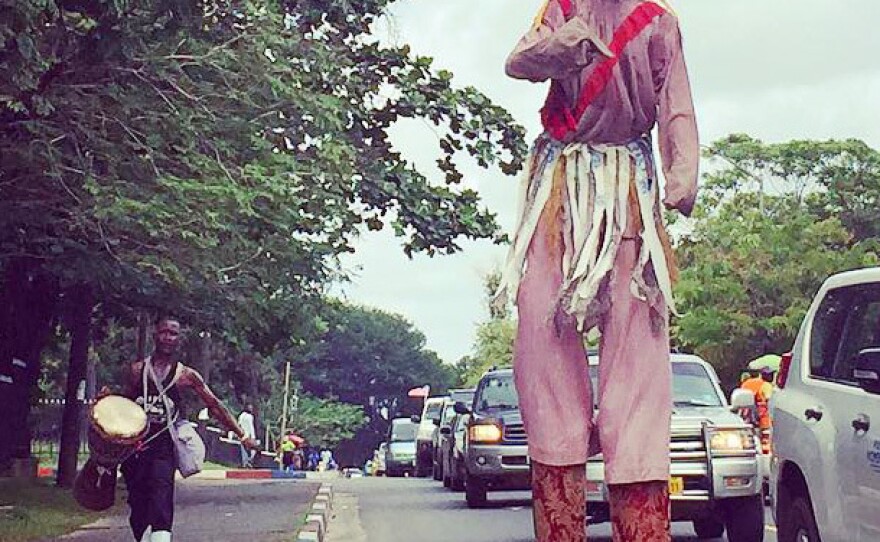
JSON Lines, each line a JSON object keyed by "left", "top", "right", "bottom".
{"left": 151, "top": 531, "right": 172, "bottom": 542}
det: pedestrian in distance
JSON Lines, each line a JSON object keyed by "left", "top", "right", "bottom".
{"left": 495, "top": 0, "right": 698, "bottom": 539}
{"left": 118, "top": 316, "right": 259, "bottom": 542}
{"left": 237, "top": 403, "right": 258, "bottom": 468}
{"left": 279, "top": 433, "right": 297, "bottom": 472}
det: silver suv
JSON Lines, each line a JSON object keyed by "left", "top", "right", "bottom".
{"left": 456, "top": 368, "right": 530, "bottom": 508}
{"left": 586, "top": 354, "right": 765, "bottom": 542}
{"left": 772, "top": 267, "right": 880, "bottom": 542}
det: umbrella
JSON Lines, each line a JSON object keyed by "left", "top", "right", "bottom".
{"left": 407, "top": 385, "right": 431, "bottom": 398}
{"left": 748, "top": 354, "right": 781, "bottom": 372}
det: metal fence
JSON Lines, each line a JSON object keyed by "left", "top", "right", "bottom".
{"left": 30, "top": 398, "right": 90, "bottom": 469}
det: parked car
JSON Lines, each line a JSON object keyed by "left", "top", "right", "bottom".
{"left": 441, "top": 407, "right": 470, "bottom": 491}
{"left": 386, "top": 418, "right": 418, "bottom": 477}
{"left": 586, "top": 353, "right": 764, "bottom": 542}
{"left": 772, "top": 267, "right": 880, "bottom": 542}
{"left": 433, "top": 388, "right": 475, "bottom": 482}
{"left": 415, "top": 396, "right": 446, "bottom": 477}
{"left": 456, "top": 368, "right": 530, "bottom": 508}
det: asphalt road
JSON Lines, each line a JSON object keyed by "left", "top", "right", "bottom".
{"left": 330, "top": 476, "right": 778, "bottom": 542}
{"left": 60, "top": 478, "right": 319, "bottom": 541}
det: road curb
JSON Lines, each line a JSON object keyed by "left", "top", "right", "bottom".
{"left": 178, "top": 469, "right": 307, "bottom": 480}
{"left": 296, "top": 483, "right": 334, "bottom": 542}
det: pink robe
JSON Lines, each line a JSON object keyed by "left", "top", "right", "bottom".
{"left": 500, "top": 0, "right": 698, "bottom": 484}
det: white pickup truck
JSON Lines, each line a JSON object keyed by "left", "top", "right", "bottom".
{"left": 586, "top": 353, "right": 765, "bottom": 542}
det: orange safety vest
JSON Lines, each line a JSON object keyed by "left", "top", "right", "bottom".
{"left": 741, "top": 377, "right": 771, "bottom": 429}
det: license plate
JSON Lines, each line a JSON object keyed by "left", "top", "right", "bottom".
{"left": 668, "top": 477, "right": 684, "bottom": 495}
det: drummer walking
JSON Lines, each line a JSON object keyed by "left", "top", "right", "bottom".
{"left": 121, "top": 316, "right": 258, "bottom": 542}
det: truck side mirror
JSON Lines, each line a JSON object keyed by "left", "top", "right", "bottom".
{"left": 730, "top": 389, "right": 756, "bottom": 410}
{"left": 854, "top": 348, "right": 880, "bottom": 394}
{"left": 432, "top": 418, "right": 441, "bottom": 427}
{"left": 411, "top": 415, "right": 421, "bottom": 424}
{"left": 453, "top": 401, "right": 471, "bottom": 415}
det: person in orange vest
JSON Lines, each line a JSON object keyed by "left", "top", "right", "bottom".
{"left": 740, "top": 368, "right": 773, "bottom": 430}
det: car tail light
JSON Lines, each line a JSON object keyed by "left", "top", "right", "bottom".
{"left": 777, "top": 351, "right": 793, "bottom": 389}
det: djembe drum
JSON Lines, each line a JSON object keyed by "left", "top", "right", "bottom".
{"left": 74, "top": 395, "right": 148, "bottom": 511}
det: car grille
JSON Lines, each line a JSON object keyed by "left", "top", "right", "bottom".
{"left": 670, "top": 427, "right": 707, "bottom": 462}
{"left": 504, "top": 422, "right": 528, "bottom": 444}
{"left": 669, "top": 425, "right": 710, "bottom": 499}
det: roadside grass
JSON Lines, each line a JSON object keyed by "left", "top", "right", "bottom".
{"left": 201, "top": 461, "right": 230, "bottom": 471}
{"left": 0, "top": 478, "right": 125, "bottom": 542}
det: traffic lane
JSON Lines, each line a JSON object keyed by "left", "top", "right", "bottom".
{"left": 338, "top": 477, "right": 778, "bottom": 542}
{"left": 61, "top": 479, "right": 319, "bottom": 541}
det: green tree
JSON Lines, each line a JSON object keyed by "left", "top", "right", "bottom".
{"left": 0, "top": 0, "right": 528, "bottom": 473}
{"left": 674, "top": 135, "right": 880, "bottom": 388}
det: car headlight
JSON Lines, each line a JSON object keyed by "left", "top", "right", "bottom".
{"left": 709, "top": 429, "right": 756, "bottom": 454}
{"left": 469, "top": 424, "right": 503, "bottom": 444}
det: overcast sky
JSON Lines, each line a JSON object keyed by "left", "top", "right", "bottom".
{"left": 334, "top": 0, "right": 880, "bottom": 364}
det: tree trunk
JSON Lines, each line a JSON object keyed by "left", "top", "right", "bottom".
{"left": 136, "top": 312, "right": 147, "bottom": 362}
{"left": 0, "top": 261, "right": 57, "bottom": 474}
{"left": 56, "top": 285, "right": 94, "bottom": 488}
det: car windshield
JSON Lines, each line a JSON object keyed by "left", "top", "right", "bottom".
{"left": 424, "top": 401, "right": 443, "bottom": 422}
{"left": 390, "top": 422, "right": 418, "bottom": 442}
{"left": 475, "top": 374, "right": 519, "bottom": 412}
{"left": 588, "top": 361, "right": 722, "bottom": 407}
{"left": 441, "top": 404, "right": 456, "bottom": 423}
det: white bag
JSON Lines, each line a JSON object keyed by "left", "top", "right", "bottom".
{"left": 169, "top": 417, "right": 205, "bottom": 478}
{"left": 145, "top": 358, "right": 206, "bottom": 478}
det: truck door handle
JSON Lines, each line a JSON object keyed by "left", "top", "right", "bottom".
{"left": 852, "top": 416, "right": 870, "bottom": 433}
{"left": 805, "top": 408, "right": 823, "bottom": 421}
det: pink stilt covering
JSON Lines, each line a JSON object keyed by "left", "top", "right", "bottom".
{"left": 514, "top": 190, "right": 671, "bottom": 483}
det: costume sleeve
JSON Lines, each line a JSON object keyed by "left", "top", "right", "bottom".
{"left": 506, "top": 0, "right": 613, "bottom": 83}
{"left": 654, "top": 15, "right": 699, "bottom": 217}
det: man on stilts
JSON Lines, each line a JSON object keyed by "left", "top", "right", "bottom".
{"left": 496, "top": 0, "right": 698, "bottom": 540}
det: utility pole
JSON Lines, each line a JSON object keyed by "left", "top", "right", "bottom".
{"left": 281, "top": 361, "right": 291, "bottom": 440}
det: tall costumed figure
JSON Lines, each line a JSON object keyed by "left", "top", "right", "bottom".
{"left": 496, "top": 0, "right": 698, "bottom": 539}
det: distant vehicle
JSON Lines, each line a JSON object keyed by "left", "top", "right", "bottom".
{"left": 456, "top": 368, "right": 530, "bottom": 508}
{"left": 586, "top": 354, "right": 764, "bottom": 542}
{"left": 433, "top": 389, "right": 475, "bottom": 482}
{"left": 772, "top": 267, "right": 880, "bottom": 542}
{"left": 343, "top": 467, "right": 364, "bottom": 478}
{"left": 415, "top": 396, "right": 446, "bottom": 477}
{"left": 441, "top": 406, "right": 470, "bottom": 491}
{"left": 385, "top": 418, "right": 418, "bottom": 477}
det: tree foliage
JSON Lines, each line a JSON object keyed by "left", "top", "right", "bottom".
{"left": 675, "top": 135, "right": 879, "bottom": 387}
{"left": 0, "top": 0, "right": 528, "bottom": 469}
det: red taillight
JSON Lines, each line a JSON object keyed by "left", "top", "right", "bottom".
{"left": 777, "top": 351, "right": 793, "bottom": 389}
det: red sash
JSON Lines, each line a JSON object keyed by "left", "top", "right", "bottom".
{"left": 541, "top": 1, "right": 667, "bottom": 140}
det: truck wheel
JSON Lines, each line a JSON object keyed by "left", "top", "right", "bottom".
{"left": 451, "top": 464, "right": 465, "bottom": 491}
{"left": 779, "top": 495, "right": 820, "bottom": 542}
{"left": 720, "top": 495, "right": 764, "bottom": 542}
{"left": 692, "top": 517, "right": 724, "bottom": 539}
{"left": 465, "top": 476, "right": 487, "bottom": 508}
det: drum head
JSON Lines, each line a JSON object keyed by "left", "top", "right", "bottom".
{"left": 91, "top": 395, "right": 148, "bottom": 440}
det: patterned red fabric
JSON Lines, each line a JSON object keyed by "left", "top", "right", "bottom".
{"left": 531, "top": 461, "right": 587, "bottom": 542}
{"left": 541, "top": 2, "right": 667, "bottom": 140}
{"left": 608, "top": 482, "right": 671, "bottom": 542}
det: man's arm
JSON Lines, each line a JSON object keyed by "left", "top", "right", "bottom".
{"left": 654, "top": 15, "right": 699, "bottom": 217}
{"left": 182, "top": 367, "right": 258, "bottom": 449}
{"left": 506, "top": 0, "right": 613, "bottom": 83}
